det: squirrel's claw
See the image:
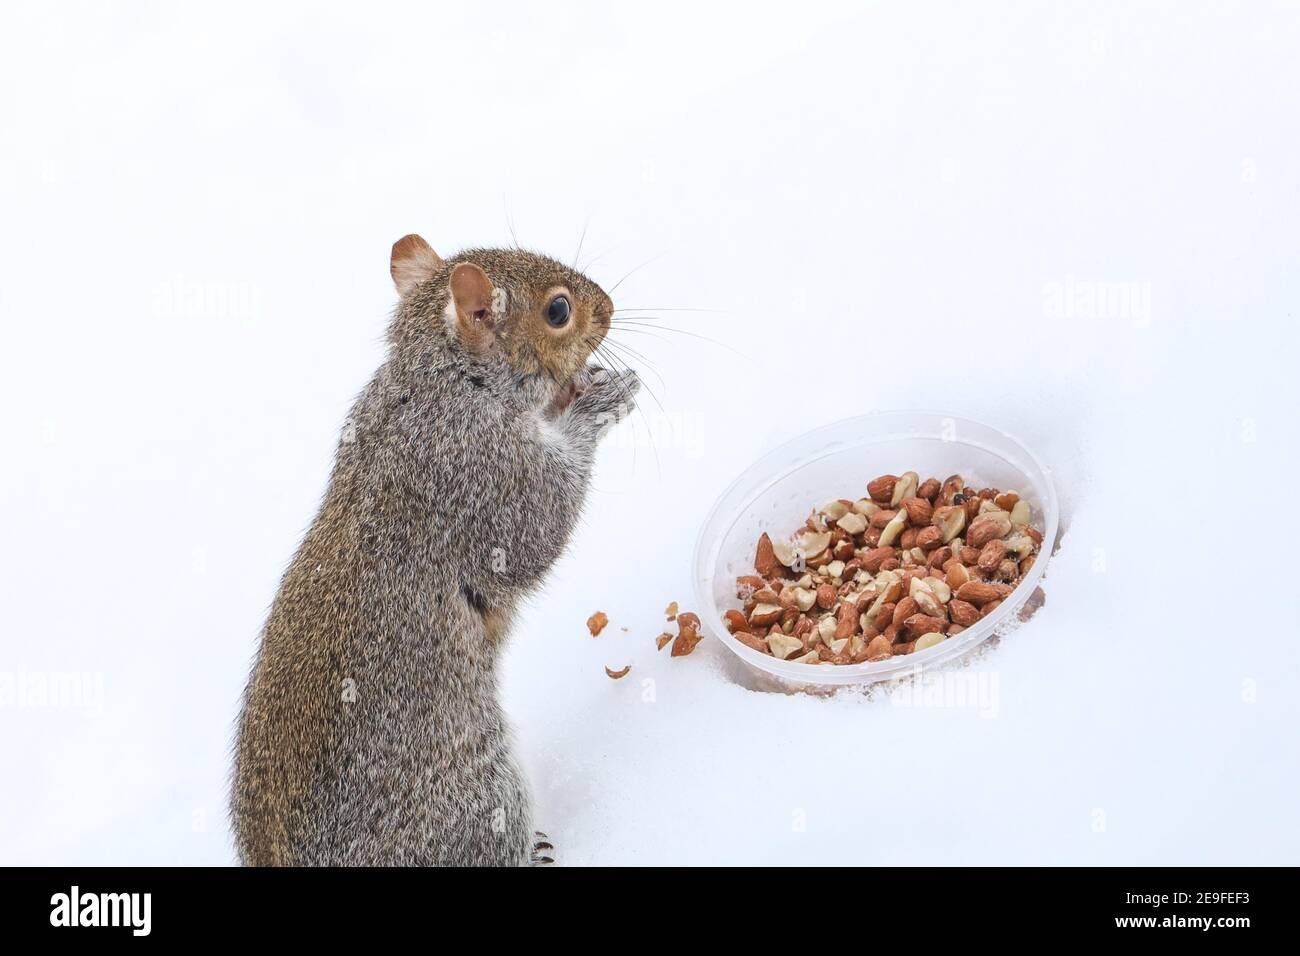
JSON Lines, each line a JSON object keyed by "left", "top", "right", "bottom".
{"left": 530, "top": 831, "right": 556, "bottom": 866}
{"left": 566, "top": 366, "right": 639, "bottom": 433}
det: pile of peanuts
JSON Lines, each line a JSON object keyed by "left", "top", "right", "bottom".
{"left": 726, "top": 472, "right": 1044, "bottom": 664}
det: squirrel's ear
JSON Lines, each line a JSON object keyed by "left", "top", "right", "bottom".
{"left": 390, "top": 234, "right": 444, "bottom": 297}
{"left": 448, "top": 262, "right": 496, "bottom": 355}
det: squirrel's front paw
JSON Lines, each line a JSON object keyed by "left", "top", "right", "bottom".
{"left": 568, "top": 366, "right": 639, "bottom": 433}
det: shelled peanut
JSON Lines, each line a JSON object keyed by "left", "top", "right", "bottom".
{"left": 727, "top": 471, "right": 1044, "bottom": 665}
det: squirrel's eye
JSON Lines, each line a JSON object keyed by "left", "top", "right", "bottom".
{"left": 545, "top": 295, "right": 572, "bottom": 328}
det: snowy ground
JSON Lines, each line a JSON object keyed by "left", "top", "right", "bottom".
{"left": 2, "top": 1, "right": 1297, "bottom": 865}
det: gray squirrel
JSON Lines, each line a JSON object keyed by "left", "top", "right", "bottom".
{"left": 231, "top": 235, "right": 639, "bottom": 865}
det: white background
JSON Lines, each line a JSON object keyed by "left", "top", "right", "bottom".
{"left": 2, "top": 0, "right": 1297, "bottom": 865}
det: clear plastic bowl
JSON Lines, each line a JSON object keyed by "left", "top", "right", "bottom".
{"left": 692, "top": 411, "right": 1059, "bottom": 690}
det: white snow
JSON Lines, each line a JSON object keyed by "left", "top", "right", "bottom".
{"left": 1, "top": 1, "right": 1296, "bottom": 865}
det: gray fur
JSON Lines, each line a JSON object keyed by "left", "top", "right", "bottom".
{"left": 231, "top": 246, "right": 637, "bottom": 866}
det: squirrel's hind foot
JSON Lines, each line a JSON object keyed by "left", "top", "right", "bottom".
{"left": 530, "top": 831, "right": 555, "bottom": 866}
